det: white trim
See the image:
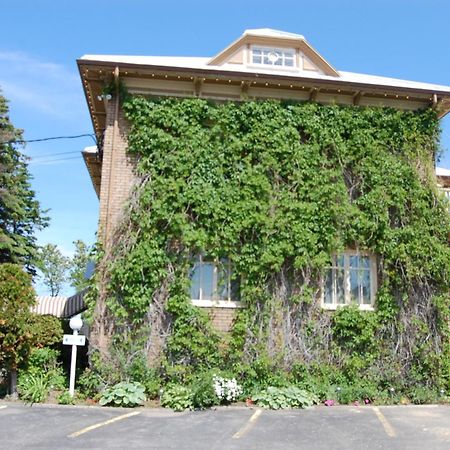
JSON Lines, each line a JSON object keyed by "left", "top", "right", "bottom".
{"left": 322, "top": 303, "right": 375, "bottom": 312}
{"left": 191, "top": 299, "right": 244, "bottom": 309}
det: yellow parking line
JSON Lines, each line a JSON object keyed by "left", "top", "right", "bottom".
{"left": 233, "top": 409, "right": 263, "bottom": 439}
{"left": 68, "top": 411, "right": 141, "bottom": 438}
{"left": 372, "top": 406, "right": 397, "bottom": 438}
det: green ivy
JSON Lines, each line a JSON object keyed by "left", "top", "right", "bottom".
{"left": 95, "top": 97, "right": 450, "bottom": 393}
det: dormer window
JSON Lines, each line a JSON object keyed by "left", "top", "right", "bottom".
{"left": 251, "top": 46, "right": 295, "bottom": 68}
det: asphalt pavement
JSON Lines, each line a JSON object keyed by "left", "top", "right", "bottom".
{"left": 0, "top": 402, "right": 449, "bottom": 449}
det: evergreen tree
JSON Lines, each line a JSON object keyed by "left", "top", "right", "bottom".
{"left": 0, "top": 91, "right": 48, "bottom": 272}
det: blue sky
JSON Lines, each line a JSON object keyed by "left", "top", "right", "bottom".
{"left": 1, "top": 0, "right": 450, "bottom": 294}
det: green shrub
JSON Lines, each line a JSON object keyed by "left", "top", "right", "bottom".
{"left": 408, "top": 386, "right": 439, "bottom": 405}
{"left": 99, "top": 381, "right": 146, "bottom": 407}
{"left": 126, "top": 353, "right": 162, "bottom": 399}
{"left": 160, "top": 384, "right": 193, "bottom": 411}
{"left": 236, "top": 357, "right": 288, "bottom": 395}
{"left": 252, "top": 386, "right": 318, "bottom": 409}
{"left": 78, "top": 368, "right": 103, "bottom": 398}
{"left": 25, "top": 348, "right": 66, "bottom": 390}
{"left": 57, "top": 390, "right": 75, "bottom": 405}
{"left": 18, "top": 372, "right": 49, "bottom": 404}
{"left": 191, "top": 371, "right": 219, "bottom": 409}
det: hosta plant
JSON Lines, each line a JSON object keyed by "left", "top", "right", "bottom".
{"left": 252, "top": 386, "right": 319, "bottom": 410}
{"left": 99, "top": 381, "right": 146, "bottom": 407}
{"left": 160, "top": 384, "right": 193, "bottom": 412}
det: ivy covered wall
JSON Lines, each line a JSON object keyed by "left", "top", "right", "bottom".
{"left": 91, "top": 97, "right": 450, "bottom": 393}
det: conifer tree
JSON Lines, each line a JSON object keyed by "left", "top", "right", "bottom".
{"left": 0, "top": 91, "right": 48, "bottom": 272}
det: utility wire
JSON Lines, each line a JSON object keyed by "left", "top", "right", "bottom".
{"left": 1, "top": 133, "right": 96, "bottom": 145}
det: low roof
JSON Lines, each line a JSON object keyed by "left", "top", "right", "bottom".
{"left": 436, "top": 167, "right": 450, "bottom": 177}
{"left": 32, "top": 290, "right": 87, "bottom": 318}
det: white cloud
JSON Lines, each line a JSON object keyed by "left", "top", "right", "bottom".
{"left": 0, "top": 50, "right": 85, "bottom": 119}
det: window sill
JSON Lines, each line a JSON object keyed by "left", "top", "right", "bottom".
{"left": 322, "top": 303, "right": 375, "bottom": 312}
{"left": 191, "top": 299, "right": 244, "bottom": 309}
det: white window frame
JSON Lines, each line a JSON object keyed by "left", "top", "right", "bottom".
{"left": 322, "top": 251, "right": 377, "bottom": 311}
{"left": 189, "top": 255, "right": 241, "bottom": 308}
{"left": 249, "top": 46, "right": 297, "bottom": 70}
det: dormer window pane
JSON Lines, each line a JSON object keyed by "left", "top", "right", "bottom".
{"left": 251, "top": 47, "right": 296, "bottom": 68}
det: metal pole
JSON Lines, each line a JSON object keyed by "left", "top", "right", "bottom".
{"left": 69, "top": 329, "right": 78, "bottom": 397}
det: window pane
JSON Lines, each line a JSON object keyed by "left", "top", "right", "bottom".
{"left": 349, "top": 269, "right": 361, "bottom": 304}
{"left": 216, "top": 260, "right": 230, "bottom": 300}
{"left": 336, "top": 255, "right": 345, "bottom": 268}
{"left": 189, "top": 263, "right": 201, "bottom": 300}
{"left": 284, "top": 58, "right": 294, "bottom": 67}
{"left": 201, "top": 263, "right": 214, "bottom": 300}
{"left": 253, "top": 55, "right": 262, "bottom": 64}
{"left": 324, "top": 270, "right": 333, "bottom": 304}
{"left": 360, "top": 256, "right": 370, "bottom": 269}
{"left": 349, "top": 255, "right": 359, "bottom": 269}
{"left": 336, "top": 269, "right": 345, "bottom": 304}
{"left": 361, "top": 269, "right": 372, "bottom": 304}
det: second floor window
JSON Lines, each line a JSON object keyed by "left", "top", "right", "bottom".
{"left": 251, "top": 46, "right": 295, "bottom": 68}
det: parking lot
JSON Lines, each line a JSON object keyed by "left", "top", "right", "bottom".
{"left": 1, "top": 402, "right": 449, "bottom": 449}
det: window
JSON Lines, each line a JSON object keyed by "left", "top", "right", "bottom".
{"left": 323, "top": 252, "right": 377, "bottom": 310}
{"left": 251, "top": 46, "right": 295, "bottom": 68}
{"left": 189, "top": 256, "right": 240, "bottom": 307}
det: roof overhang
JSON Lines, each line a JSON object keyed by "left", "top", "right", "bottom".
{"left": 82, "top": 146, "right": 101, "bottom": 198}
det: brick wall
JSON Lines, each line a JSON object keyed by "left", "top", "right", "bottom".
{"left": 98, "top": 97, "right": 137, "bottom": 244}
{"left": 202, "top": 307, "right": 238, "bottom": 333}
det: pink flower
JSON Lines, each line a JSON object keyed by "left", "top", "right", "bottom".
{"left": 324, "top": 399, "right": 335, "bottom": 407}
{"left": 364, "top": 398, "right": 370, "bottom": 404}
{"left": 353, "top": 401, "right": 360, "bottom": 406}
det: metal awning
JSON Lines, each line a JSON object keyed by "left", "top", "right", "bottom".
{"left": 32, "top": 290, "right": 87, "bottom": 318}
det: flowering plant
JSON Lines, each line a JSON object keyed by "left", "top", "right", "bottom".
{"left": 213, "top": 375, "right": 243, "bottom": 403}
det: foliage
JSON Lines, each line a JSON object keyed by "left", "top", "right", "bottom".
{"left": 92, "top": 97, "right": 450, "bottom": 400}
{"left": 408, "top": 386, "right": 440, "bottom": 405}
{"left": 0, "top": 91, "right": 48, "bottom": 271}
{"left": 18, "top": 372, "right": 50, "bottom": 404}
{"left": 99, "top": 381, "right": 146, "bottom": 407}
{"left": 160, "top": 384, "right": 193, "bottom": 411}
{"left": 0, "top": 264, "right": 36, "bottom": 371}
{"left": 36, "top": 243, "right": 71, "bottom": 296}
{"left": 252, "top": 386, "right": 319, "bottom": 409}
{"left": 18, "top": 348, "right": 66, "bottom": 404}
{"left": 78, "top": 368, "right": 103, "bottom": 399}
{"left": 190, "top": 371, "right": 219, "bottom": 409}
{"left": 57, "top": 390, "right": 75, "bottom": 405}
{"left": 69, "top": 239, "right": 93, "bottom": 292}
{"left": 27, "top": 315, "right": 63, "bottom": 349}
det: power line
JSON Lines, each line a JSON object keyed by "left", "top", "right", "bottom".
{"left": 1, "top": 133, "right": 96, "bottom": 145}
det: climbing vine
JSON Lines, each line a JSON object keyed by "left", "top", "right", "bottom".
{"left": 95, "top": 96, "right": 450, "bottom": 394}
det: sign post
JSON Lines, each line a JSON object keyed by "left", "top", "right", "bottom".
{"left": 63, "top": 314, "right": 85, "bottom": 397}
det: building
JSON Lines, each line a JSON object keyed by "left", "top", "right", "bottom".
{"left": 77, "top": 29, "right": 450, "bottom": 351}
